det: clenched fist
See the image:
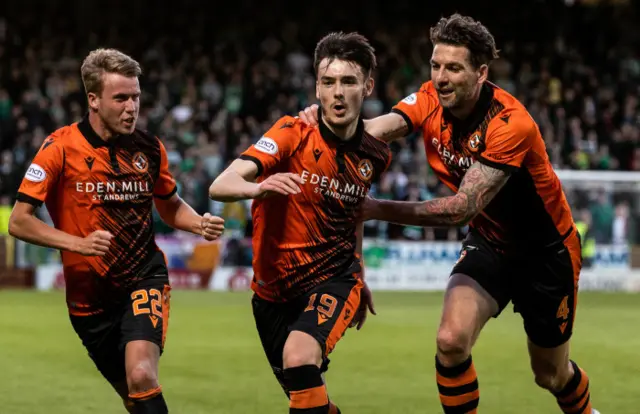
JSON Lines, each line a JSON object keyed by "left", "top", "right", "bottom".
{"left": 75, "top": 230, "right": 113, "bottom": 256}
{"left": 201, "top": 213, "right": 225, "bottom": 241}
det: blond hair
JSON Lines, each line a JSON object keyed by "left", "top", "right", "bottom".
{"left": 80, "top": 48, "right": 142, "bottom": 95}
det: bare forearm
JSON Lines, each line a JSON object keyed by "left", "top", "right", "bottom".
{"left": 209, "top": 171, "right": 258, "bottom": 202}
{"left": 9, "top": 214, "right": 82, "bottom": 252}
{"left": 158, "top": 200, "right": 202, "bottom": 235}
{"left": 364, "top": 112, "right": 409, "bottom": 142}
{"left": 367, "top": 196, "right": 470, "bottom": 228}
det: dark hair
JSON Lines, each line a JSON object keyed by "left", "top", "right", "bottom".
{"left": 314, "top": 32, "right": 377, "bottom": 77}
{"left": 430, "top": 14, "right": 500, "bottom": 68}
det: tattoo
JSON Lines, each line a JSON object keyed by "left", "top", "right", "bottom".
{"left": 367, "top": 114, "right": 410, "bottom": 142}
{"left": 419, "top": 162, "right": 510, "bottom": 226}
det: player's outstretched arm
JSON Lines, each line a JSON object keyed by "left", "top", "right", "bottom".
{"left": 351, "top": 221, "right": 376, "bottom": 330}
{"left": 209, "top": 158, "right": 303, "bottom": 202}
{"left": 9, "top": 201, "right": 113, "bottom": 256}
{"left": 154, "top": 193, "right": 224, "bottom": 241}
{"left": 298, "top": 104, "right": 409, "bottom": 143}
{"left": 361, "top": 161, "right": 510, "bottom": 227}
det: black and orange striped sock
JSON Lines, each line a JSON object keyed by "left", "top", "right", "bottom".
{"left": 283, "top": 365, "right": 330, "bottom": 413}
{"left": 554, "top": 361, "right": 592, "bottom": 413}
{"left": 436, "top": 355, "right": 479, "bottom": 413}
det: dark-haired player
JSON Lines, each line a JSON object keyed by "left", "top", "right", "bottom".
{"left": 300, "top": 14, "right": 598, "bottom": 414}
{"left": 210, "top": 32, "right": 391, "bottom": 413}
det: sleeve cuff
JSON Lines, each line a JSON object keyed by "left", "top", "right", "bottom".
{"left": 239, "top": 154, "right": 264, "bottom": 178}
{"left": 391, "top": 108, "right": 414, "bottom": 133}
{"left": 154, "top": 185, "right": 178, "bottom": 200}
{"left": 477, "top": 156, "right": 520, "bottom": 173}
{"left": 16, "top": 192, "right": 44, "bottom": 207}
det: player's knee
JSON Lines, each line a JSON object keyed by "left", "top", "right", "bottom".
{"left": 127, "top": 363, "right": 158, "bottom": 393}
{"left": 436, "top": 327, "right": 471, "bottom": 358}
{"left": 533, "top": 370, "right": 565, "bottom": 392}
{"left": 283, "top": 348, "right": 319, "bottom": 368}
{"left": 283, "top": 331, "right": 322, "bottom": 368}
{"left": 531, "top": 361, "right": 571, "bottom": 393}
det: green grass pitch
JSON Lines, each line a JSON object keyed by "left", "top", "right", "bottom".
{"left": 0, "top": 290, "right": 636, "bottom": 413}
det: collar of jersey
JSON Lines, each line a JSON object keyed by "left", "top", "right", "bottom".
{"left": 443, "top": 83, "right": 494, "bottom": 136}
{"left": 78, "top": 113, "right": 126, "bottom": 148}
{"left": 317, "top": 107, "right": 365, "bottom": 150}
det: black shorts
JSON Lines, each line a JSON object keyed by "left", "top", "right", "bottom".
{"left": 252, "top": 273, "right": 362, "bottom": 379}
{"left": 69, "top": 276, "right": 171, "bottom": 384}
{"left": 452, "top": 229, "right": 582, "bottom": 348}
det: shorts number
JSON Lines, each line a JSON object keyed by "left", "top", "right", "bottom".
{"left": 304, "top": 293, "right": 338, "bottom": 319}
{"left": 131, "top": 289, "right": 163, "bottom": 318}
{"left": 556, "top": 295, "right": 570, "bottom": 320}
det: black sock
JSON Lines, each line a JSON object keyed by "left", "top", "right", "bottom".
{"left": 283, "top": 365, "right": 330, "bottom": 413}
{"left": 129, "top": 387, "right": 168, "bottom": 414}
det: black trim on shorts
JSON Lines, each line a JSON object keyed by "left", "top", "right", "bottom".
{"left": 239, "top": 154, "right": 264, "bottom": 178}
{"left": 391, "top": 108, "right": 414, "bottom": 133}
{"left": 477, "top": 155, "right": 520, "bottom": 173}
{"left": 16, "top": 192, "right": 43, "bottom": 207}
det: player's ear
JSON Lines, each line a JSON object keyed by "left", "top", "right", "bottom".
{"left": 364, "top": 76, "right": 374, "bottom": 98}
{"left": 477, "top": 64, "right": 489, "bottom": 85}
{"left": 315, "top": 80, "right": 320, "bottom": 100}
{"left": 87, "top": 92, "right": 99, "bottom": 112}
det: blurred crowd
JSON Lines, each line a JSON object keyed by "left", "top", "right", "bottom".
{"left": 0, "top": 0, "right": 638, "bottom": 246}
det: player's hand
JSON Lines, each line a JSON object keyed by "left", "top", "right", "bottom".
{"left": 351, "top": 281, "right": 376, "bottom": 330}
{"left": 253, "top": 173, "right": 304, "bottom": 198}
{"left": 357, "top": 196, "right": 380, "bottom": 222}
{"left": 298, "top": 104, "right": 320, "bottom": 126}
{"left": 201, "top": 213, "right": 225, "bottom": 241}
{"left": 75, "top": 230, "right": 113, "bottom": 256}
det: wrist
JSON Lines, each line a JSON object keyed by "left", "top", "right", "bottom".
{"left": 67, "top": 235, "right": 84, "bottom": 253}
{"left": 245, "top": 182, "right": 261, "bottom": 199}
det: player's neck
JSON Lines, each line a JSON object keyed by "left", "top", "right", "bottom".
{"left": 321, "top": 118, "right": 359, "bottom": 141}
{"left": 88, "top": 112, "right": 115, "bottom": 142}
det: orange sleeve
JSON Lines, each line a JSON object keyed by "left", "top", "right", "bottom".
{"left": 478, "top": 112, "right": 535, "bottom": 172}
{"left": 153, "top": 139, "right": 178, "bottom": 199}
{"left": 239, "top": 116, "right": 303, "bottom": 177}
{"left": 391, "top": 83, "right": 438, "bottom": 132}
{"left": 16, "top": 137, "right": 65, "bottom": 207}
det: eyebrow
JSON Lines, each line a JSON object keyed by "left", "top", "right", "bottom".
{"left": 320, "top": 75, "right": 359, "bottom": 81}
{"left": 112, "top": 92, "right": 141, "bottom": 99}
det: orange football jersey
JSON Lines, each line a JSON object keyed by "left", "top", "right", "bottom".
{"left": 240, "top": 113, "right": 391, "bottom": 301}
{"left": 392, "top": 81, "right": 574, "bottom": 247}
{"left": 17, "top": 116, "right": 177, "bottom": 314}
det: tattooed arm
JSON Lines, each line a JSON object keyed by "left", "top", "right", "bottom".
{"left": 363, "top": 112, "right": 410, "bottom": 143}
{"left": 362, "top": 162, "right": 510, "bottom": 227}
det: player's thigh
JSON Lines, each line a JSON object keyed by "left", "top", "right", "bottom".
{"left": 120, "top": 277, "right": 171, "bottom": 373}
{"left": 251, "top": 294, "right": 299, "bottom": 370}
{"left": 291, "top": 274, "right": 362, "bottom": 360}
{"left": 69, "top": 311, "right": 127, "bottom": 386}
{"left": 443, "top": 232, "right": 509, "bottom": 346}
{"left": 513, "top": 230, "right": 581, "bottom": 350}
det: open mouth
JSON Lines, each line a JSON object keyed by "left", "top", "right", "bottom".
{"left": 333, "top": 104, "right": 346, "bottom": 115}
{"left": 438, "top": 89, "right": 454, "bottom": 98}
{"left": 123, "top": 118, "right": 135, "bottom": 126}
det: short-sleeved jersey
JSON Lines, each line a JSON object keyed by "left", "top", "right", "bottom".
{"left": 17, "top": 115, "right": 177, "bottom": 315}
{"left": 240, "top": 113, "right": 392, "bottom": 302}
{"left": 392, "top": 81, "right": 574, "bottom": 248}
